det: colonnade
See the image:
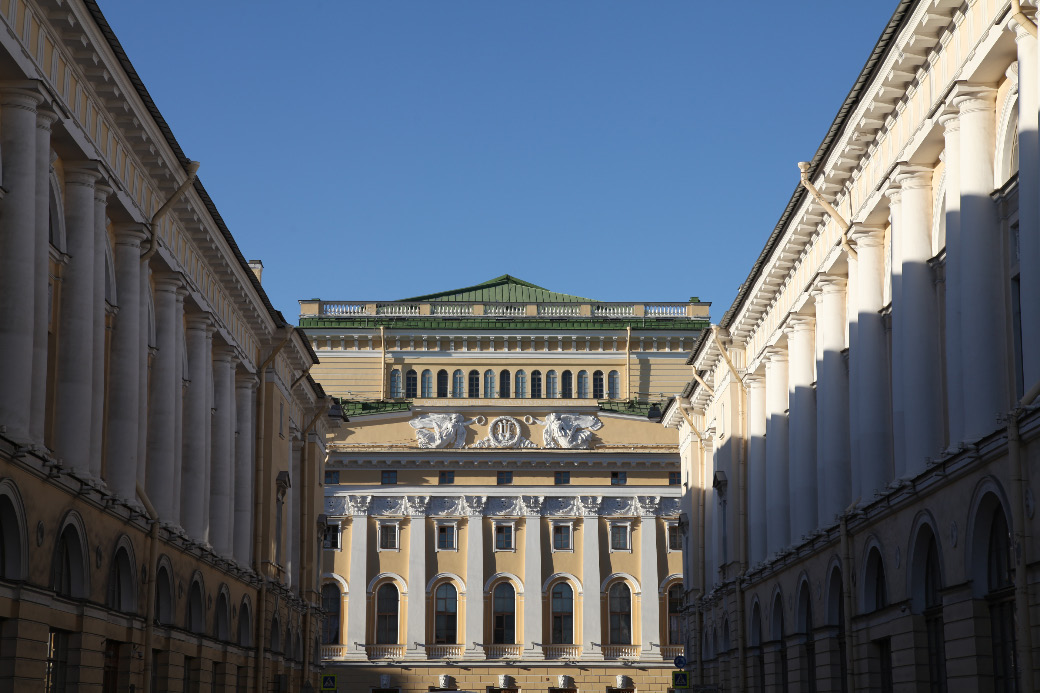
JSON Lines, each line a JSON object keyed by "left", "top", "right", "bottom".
{"left": 0, "top": 82, "right": 258, "bottom": 565}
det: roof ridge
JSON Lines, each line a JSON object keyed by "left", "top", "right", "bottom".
{"left": 400, "top": 275, "right": 596, "bottom": 303}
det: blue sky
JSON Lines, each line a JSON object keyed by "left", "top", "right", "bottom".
{"left": 100, "top": 1, "right": 896, "bottom": 322}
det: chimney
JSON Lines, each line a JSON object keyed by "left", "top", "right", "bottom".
{"left": 248, "top": 259, "right": 263, "bottom": 283}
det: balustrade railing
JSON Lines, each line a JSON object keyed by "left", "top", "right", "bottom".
{"left": 593, "top": 304, "right": 635, "bottom": 317}
{"left": 484, "top": 304, "right": 525, "bottom": 317}
{"left": 644, "top": 303, "right": 687, "bottom": 317}
{"left": 661, "top": 644, "right": 684, "bottom": 660}
{"left": 542, "top": 644, "right": 583, "bottom": 660}
{"left": 320, "top": 302, "right": 366, "bottom": 316}
{"left": 426, "top": 644, "right": 465, "bottom": 659}
{"left": 311, "top": 300, "right": 702, "bottom": 320}
{"left": 365, "top": 644, "right": 406, "bottom": 660}
{"left": 321, "top": 644, "right": 351, "bottom": 660}
{"left": 537, "top": 304, "right": 581, "bottom": 317}
{"left": 601, "top": 644, "right": 641, "bottom": 660}
{"left": 431, "top": 303, "right": 473, "bottom": 316}
{"left": 376, "top": 303, "right": 420, "bottom": 316}
{"left": 483, "top": 644, "right": 523, "bottom": 659}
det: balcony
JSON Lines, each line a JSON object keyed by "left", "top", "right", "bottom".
{"left": 483, "top": 644, "right": 523, "bottom": 660}
{"left": 321, "top": 644, "right": 351, "bottom": 660}
{"left": 661, "top": 644, "right": 684, "bottom": 660}
{"left": 601, "top": 644, "right": 641, "bottom": 660}
{"left": 426, "top": 644, "right": 465, "bottom": 660}
{"left": 365, "top": 644, "right": 405, "bottom": 660}
{"left": 542, "top": 644, "right": 582, "bottom": 660}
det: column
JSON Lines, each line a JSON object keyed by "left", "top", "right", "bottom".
{"left": 764, "top": 346, "right": 790, "bottom": 554}
{"left": 939, "top": 112, "right": 964, "bottom": 446}
{"left": 406, "top": 502, "right": 427, "bottom": 652}
{"left": 30, "top": 109, "right": 56, "bottom": 446}
{"left": 746, "top": 373, "right": 767, "bottom": 564}
{"left": 89, "top": 184, "right": 111, "bottom": 481}
{"left": 522, "top": 506, "right": 543, "bottom": 659}
{"left": 885, "top": 185, "right": 906, "bottom": 479}
{"left": 0, "top": 86, "right": 43, "bottom": 443}
{"left": 465, "top": 499, "right": 485, "bottom": 659}
{"left": 181, "top": 314, "right": 212, "bottom": 542}
{"left": 897, "top": 167, "right": 944, "bottom": 474}
{"left": 580, "top": 499, "right": 602, "bottom": 659}
{"left": 209, "top": 346, "right": 235, "bottom": 556}
{"left": 815, "top": 277, "right": 851, "bottom": 525}
{"left": 170, "top": 287, "right": 186, "bottom": 523}
{"left": 53, "top": 165, "right": 100, "bottom": 473}
{"left": 145, "top": 274, "right": 182, "bottom": 521}
{"left": 234, "top": 377, "right": 257, "bottom": 564}
{"left": 137, "top": 264, "right": 150, "bottom": 487}
{"left": 702, "top": 438, "right": 715, "bottom": 584}
{"left": 786, "top": 315, "right": 817, "bottom": 540}
{"left": 345, "top": 504, "right": 369, "bottom": 659}
{"left": 954, "top": 87, "right": 1009, "bottom": 439}
{"left": 846, "top": 253, "right": 862, "bottom": 501}
{"left": 1013, "top": 20, "right": 1040, "bottom": 387}
{"left": 104, "top": 224, "right": 147, "bottom": 502}
{"left": 289, "top": 437, "right": 302, "bottom": 587}
{"left": 850, "top": 226, "right": 893, "bottom": 496}
{"left": 639, "top": 508, "right": 660, "bottom": 657}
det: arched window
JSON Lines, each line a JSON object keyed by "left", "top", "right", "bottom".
{"left": 468, "top": 370, "right": 480, "bottom": 398}
{"left": 269, "top": 616, "right": 281, "bottom": 653}
{"left": 608, "top": 582, "right": 632, "bottom": 644}
{"left": 452, "top": 369, "right": 465, "bottom": 397}
{"left": 771, "top": 594, "right": 789, "bottom": 693}
{"left": 238, "top": 598, "right": 252, "bottom": 647}
{"left": 107, "top": 546, "right": 136, "bottom": 613}
{"left": 864, "top": 548, "right": 887, "bottom": 612}
{"left": 499, "top": 370, "right": 511, "bottom": 398}
{"left": 376, "top": 583, "right": 399, "bottom": 644}
{"left": 922, "top": 536, "right": 947, "bottom": 692}
{"left": 514, "top": 370, "right": 527, "bottom": 398}
{"left": 52, "top": 522, "right": 87, "bottom": 599}
{"left": 437, "top": 370, "right": 449, "bottom": 398}
{"left": 751, "top": 602, "right": 765, "bottom": 693}
{"left": 546, "top": 370, "right": 558, "bottom": 398}
{"left": 492, "top": 583, "right": 516, "bottom": 644}
{"left": 561, "top": 371, "right": 573, "bottom": 398}
{"left": 531, "top": 370, "right": 543, "bottom": 399}
{"left": 986, "top": 507, "right": 1016, "bottom": 692}
{"left": 389, "top": 369, "right": 402, "bottom": 398}
{"left": 405, "top": 369, "right": 418, "bottom": 398}
{"left": 608, "top": 370, "right": 621, "bottom": 399}
{"left": 215, "top": 590, "right": 230, "bottom": 641}
{"left": 155, "top": 564, "right": 173, "bottom": 625}
{"left": 187, "top": 579, "right": 205, "bottom": 634}
{"left": 592, "top": 371, "right": 604, "bottom": 399}
{"left": 484, "top": 370, "right": 496, "bottom": 398}
{"left": 551, "top": 582, "right": 573, "bottom": 644}
{"left": 0, "top": 486, "right": 26, "bottom": 579}
{"left": 421, "top": 370, "right": 433, "bottom": 397}
{"left": 577, "top": 371, "right": 589, "bottom": 399}
{"left": 827, "top": 568, "right": 848, "bottom": 693}
{"left": 667, "top": 584, "right": 683, "bottom": 645}
{"left": 322, "top": 583, "right": 341, "bottom": 644}
{"left": 434, "top": 583, "right": 458, "bottom": 644}
{"left": 797, "top": 582, "right": 816, "bottom": 693}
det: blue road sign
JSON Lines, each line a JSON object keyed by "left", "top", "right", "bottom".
{"left": 672, "top": 670, "right": 691, "bottom": 688}
{"left": 674, "top": 654, "right": 688, "bottom": 668}
{"left": 321, "top": 674, "right": 337, "bottom": 691}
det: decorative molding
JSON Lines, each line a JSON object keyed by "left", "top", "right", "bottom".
{"left": 541, "top": 413, "right": 603, "bottom": 449}
{"left": 326, "top": 493, "right": 680, "bottom": 518}
{"left": 473, "top": 416, "right": 537, "bottom": 448}
{"left": 325, "top": 494, "right": 371, "bottom": 516}
{"left": 409, "top": 413, "right": 467, "bottom": 449}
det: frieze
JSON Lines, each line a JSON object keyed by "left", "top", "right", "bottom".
{"left": 325, "top": 493, "right": 679, "bottom": 518}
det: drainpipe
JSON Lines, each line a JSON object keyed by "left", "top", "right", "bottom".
{"left": 692, "top": 372, "right": 715, "bottom": 398}
{"left": 697, "top": 434, "right": 707, "bottom": 685}
{"left": 1011, "top": 0, "right": 1037, "bottom": 37}
{"left": 291, "top": 364, "right": 314, "bottom": 392}
{"left": 1010, "top": 378, "right": 1039, "bottom": 693}
{"left": 379, "top": 326, "right": 387, "bottom": 400}
{"left": 797, "top": 162, "right": 858, "bottom": 260}
{"left": 253, "top": 327, "right": 294, "bottom": 693}
{"left": 838, "top": 500, "right": 859, "bottom": 693}
{"left": 299, "top": 405, "right": 325, "bottom": 689}
{"left": 626, "top": 326, "right": 633, "bottom": 400}
{"left": 136, "top": 482, "right": 160, "bottom": 693}
{"left": 141, "top": 161, "right": 200, "bottom": 262}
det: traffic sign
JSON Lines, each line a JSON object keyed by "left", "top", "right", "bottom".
{"left": 672, "top": 670, "right": 691, "bottom": 688}
{"left": 674, "top": 654, "right": 688, "bottom": 668}
{"left": 321, "top": 674, "right": 337, "bottom": 691}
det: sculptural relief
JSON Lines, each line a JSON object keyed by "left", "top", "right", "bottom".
{"left": 409, "top": 413, "right": 468, "bottom": 448}
{"left": 541, "top": 413, "right": 603, "bottom": 449}
{"left": 473, "top": 416, "right": 537, "bottom": 449}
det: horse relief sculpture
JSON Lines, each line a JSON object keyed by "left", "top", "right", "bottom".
{"left": 409, "top": 413, "right": 468, "bottom": 448}
{"left": 541, "top": 413, "right": 603, "bottom": 449}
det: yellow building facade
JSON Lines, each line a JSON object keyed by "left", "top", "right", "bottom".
{"left": 0, "top": 1, "right": 335, "bottom": 690}
{"left": 301, "top": 276, "right": 708, "bottom": 693}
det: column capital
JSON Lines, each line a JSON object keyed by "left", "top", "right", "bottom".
{"left": 236, "top": 373, "right": 259, "bottom": 391}
{"left": 112, "top": 223, "right": 149, "bottom": 247}
{"left": 949, "top": 84, "right": 997, "bottom": 115}
{"left": 94, "top": 182, "right": 113, "bottom": 205}
{"left": 0, "top": 81, "right": 45, "bottom": 111}
{"left": 763, "top": 344, "right": 788, "bottom": 362}
{"left": 848, "top": 225, "right": 885, "bottom": 247}
{"left": 893, "top": 164, "right": 933, "bottom": 190}
{"left": 64, "top": 161, "right": 104, "bottom": 189}
{"left": 785, "top": 314, "right": 815, "bottom": 334}
{"left": 1007, "top": 16, "right": 1037, "bottom": 43}
{"left": 153, "top": 273, "right": 184, "bottom": 294}
{"left": 744, "top": 371, "right": 764, "bottom": 386}
{"left": 36, "top": 108, "right": 58, "bottom": 131}
{"left": 937, "top": 108, "right": 960, "bottom": 134}
{"left": 185, "top": 313, "right": 213, "bottom": 332}
{"left": 816, "top": 274, "right": 848, "bottom": 294}
{"left": 212, "top": 344, "right": 236, "bottom": 363}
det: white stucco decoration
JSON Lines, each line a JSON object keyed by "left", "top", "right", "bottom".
{"left": 541, "top": 413, "right": 603, "bottom": 449}
{"left": 473, "top": 416, "right": 537, "bottom": 448}
{"left": 409, "top": 413, "right": 467, "bottom": 448}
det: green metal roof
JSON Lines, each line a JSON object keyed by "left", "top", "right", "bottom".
{"left": 598, "top": 399, "right": 666, "bottom": 419}
{"left": 336, "top": 399, "right": 412, "bottom": 418}
{"left": 401, "top": 275, "right": 594, "bottom": 304}
{"left": 299, "top": 316, "right": 707, "bottom": 331}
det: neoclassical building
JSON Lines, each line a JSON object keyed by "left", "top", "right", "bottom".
{"left": 0, "top": 0, "right": 335, "bottom": 690}
{"left": 300, "top": 276, "right": 708, "bottom": 692}
{"left": 662, "top": 0, "right": 1040, "bottom": 691}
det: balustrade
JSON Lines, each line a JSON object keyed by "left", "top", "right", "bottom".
{"left": 542, "top": 644, "right": 582, "bottom": 660}
{"left": 483, "top": 644, "right": 523, "bottom": 659}
{"left": 426, "top": 644, "right": 465, "bottom": 659}
{"left": 365, "top": 644, "right": 406, "bottom": 660}
{"left": 601, "top": 644, "right": 641, "bottom": 660}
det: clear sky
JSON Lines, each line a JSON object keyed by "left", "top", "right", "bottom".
{"left": 99, "top": 1, "right": 897, "bottom": 323}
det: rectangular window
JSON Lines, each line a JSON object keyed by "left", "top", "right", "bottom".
{"left": 554, "top": 471, "right": 570, "bottom": 485}
{"left": 437, "top": 525, "right": 456, "bottom": 551}
{"left": 45, "top": 630, "right": 69, "bottom": 693}
{"left": 668, "top": 524, "right": 682, "bottom": 551}
{"left": 379, "top": 523, "right": 399, "bottom": 551}
{"left": 381, "top": 470, "right": 397, "bottom": 485}
{"left": 611, "top": 471, "right": 627, "bottom": 486}
{"left": 324, "top": 470, "right": 340, "bottom": 485}
{"left": 669, "top": 472, "right": 681, "bottom": 486}
{"left": 495, "top": 523, "right": 514, "bottom": 551}
{"left": 439, "top": 470, "right": 455, "bottom": 485}
{"left": 497, "top": 471, "right": 513, "bottom": 486}
{"left": 323, "top": 523, "right": 342, "bottom": 550}
{"left": 610, "top": 524, "right": 630, "bottom": 551}
{"left": 552, "top": 524, "right": 572, "bottom": 551}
